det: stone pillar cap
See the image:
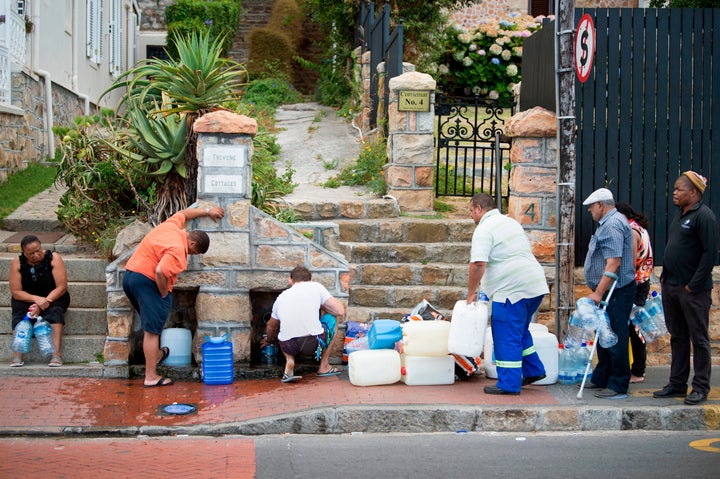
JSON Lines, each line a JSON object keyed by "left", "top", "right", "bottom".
{"left": 194, "top": 110, "right": 258, "bottom": 136}
{"left": 389, "top": 71, "right": 436, "bottom": 91}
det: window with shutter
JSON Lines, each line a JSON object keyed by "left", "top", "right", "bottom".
{"left": 109, "top": 0, "right": 122, "bottom": 76}
{"left": 86, "top": 0, "right": 103, "bottom": 65}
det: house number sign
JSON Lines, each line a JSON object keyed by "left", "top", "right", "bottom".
{"left": 398, "top": 90, "right": 431, "bottom": 112}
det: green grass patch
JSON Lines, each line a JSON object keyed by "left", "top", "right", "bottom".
{"left": 0, "top": 163, "right": 57, "bottom": 222}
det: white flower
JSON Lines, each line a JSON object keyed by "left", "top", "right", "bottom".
{"left": 489, "top": 44, "right": 503, "bottom": 55}
{"left": 506, "top": 63, "right": 518, "bottom": 76}
{"left": 438, "top": 64, "right": 449, "bottom": 74}
{"left": 472, "top": 86, "right": 482, "bottom": 95}
{"left": 462, "top": 56, "right": 473, "bottom": 66}
{"left": 454, "top": 51, "right": 465, "bottom": 61}
{"left": 469, "top": 43, "right": 477, "bottom": 51}
{"left": 458, "top": 33, "right": 473, "bottom": 43}
{"left": 488, "top": 90, "right": 499, "bottom": 100}
{"left": 501, "top": 49, "right": 512, "bottom": 61}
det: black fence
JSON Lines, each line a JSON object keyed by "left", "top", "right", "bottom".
{"left": 575, "top": 8, "right": 719, "bottom": 266}
{"left": 434, "top": 94, "right": 513, "bottom": 205}
{"left": 358, "top": 1, "right": 403, "bottom": 131}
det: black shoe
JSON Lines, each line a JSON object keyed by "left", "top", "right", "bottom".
{"left": 577, "top": 382, "right": 602, "bottom": 390}
{"left": 484, "top": 385, "right": 520, "bottom": 395}
{"left": 652, "top": 384, "right": 687, "bottom": 398}
{"left": 594, "top": 388, "right": 628, "bottom": 399}
{"left": 522, "top": 374, "right": 546, "bottom": 386}
{"left": 684, "top": 390, "right": 708, "bottom": 405}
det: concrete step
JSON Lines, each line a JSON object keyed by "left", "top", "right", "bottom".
{"left": 0, "top": 334, "right": 107, "bottom": 364}
{"left": 284, "top": 197, "right": 400, "bottom": 221}
{"left": 348, "top": 284, "right": 465, "bottom": 310}
{"left": 336, "top": 217, "right": 475, "bottom": 243}
{"left": 0, "top": 281, "right": 107, "bottom": 309}
{"left": 350, "top": 262, "right": 468, "bottom": 287}
{"left": 340, "top": 242, "right": 470, "bottom": 264}
{"left": 0, "top": 307, "right": 107, "bottom": 335}
{"left": 0, "top": 255, "right": 108, "bottom": 282}
{"left": 346, "top": 306, "right": 452, "bottom": 323}
{"left": 0, "top": 362, "right": 128, "bottom": 379}
{"left": 0, "top": 232, "right": 96, "bottom": 256}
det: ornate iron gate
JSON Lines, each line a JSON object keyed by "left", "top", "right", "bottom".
{"left": 434, "top": 94, "right": 513, "bottom": 205}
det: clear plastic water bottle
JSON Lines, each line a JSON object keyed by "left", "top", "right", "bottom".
{"left": 12, "top": 316, "right": 33, "bottom": 353}
{"left": 564, "top": 312, "right": 585, "bottom": 349}
{"left": 631, "top": 305, "right": 653, "bottom": 342}
{"left": 260, "top": 336, "right": 278, "bottom": 365}
{"left": 33, "top": 317, "right": 55, "bottom": 357}
{"left": 558, "top": 344, "right": 575, "bottom": 385}
{"left": 575, "top": 342, "right": 590, "bottom": 383}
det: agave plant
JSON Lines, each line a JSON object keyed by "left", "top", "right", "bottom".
{"left": 100, "top": 30, "right": 248, "bottom": 220}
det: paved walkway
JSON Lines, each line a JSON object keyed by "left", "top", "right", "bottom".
{"left": 1, "top": 105, "right": 719, "bottom": 436}
{"left": 0, "top": 366, "right": 718, "bottom": 436}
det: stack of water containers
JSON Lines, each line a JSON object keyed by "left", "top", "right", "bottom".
{"left": 558, "top": 341, "right": 593, "bottom": 385}
{"left": 484, "top": 323, "right": 559, "bottom": 385}
{"left": 400, "top": 317, "right": 454, "bottom": 386}
{"left": 348, "top": 319, "right": 403, "bottom": 386}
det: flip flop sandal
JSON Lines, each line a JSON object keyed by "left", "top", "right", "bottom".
{"left": 144, "top": 376, "right": 174, "bottom": 388}
{"left": 158, "top": 347, "right": 170, "bottom": 365}
{"left": 9, "top": 361, "right": 24, "bottom": 368}
{"left": 316, "top": 367, "right": 341, "bottom": 377}
{"left": 281, "top": 373, "right": 302, "bottom": 383}
{"left": 49, "top": 357, "right": 63, "bottom": 367}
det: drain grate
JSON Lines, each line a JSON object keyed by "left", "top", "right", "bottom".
{"left": 157, "top": 403, "right": 198, "bottom": 416}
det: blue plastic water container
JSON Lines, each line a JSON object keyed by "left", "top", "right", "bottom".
{"left": 202, "top": 337, "right": 234, "bottom": 385}
{"left": 368, "top": 319, "right": 402, "bottom": 349}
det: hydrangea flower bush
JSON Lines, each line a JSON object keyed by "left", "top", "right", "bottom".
{"left": 424, "top": 13, "right": 545, "bottom": 100}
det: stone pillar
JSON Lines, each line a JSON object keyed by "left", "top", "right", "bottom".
{"left": 357, "top": 47, "right": 372, "bottom": 134}
{"left": 504, "top": 106, "right": 558, "bottom": 265}
{"left": 385, "top": 71, "right": 436, "bottom": 213}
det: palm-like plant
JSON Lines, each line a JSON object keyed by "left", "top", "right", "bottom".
{"left": 101, "top": 31, "right": 248, "bottom": 222}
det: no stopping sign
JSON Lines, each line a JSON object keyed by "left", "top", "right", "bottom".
{"left": 575, "top": 14, "right": 595, "bottom": 83}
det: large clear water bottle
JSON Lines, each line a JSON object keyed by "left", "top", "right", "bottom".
{"left": 575, "top": 342, "right": 590, "bottom": 383}
{"left": 260, "top": 335, "right": 278, "bottom": 365}
{"left": 12, "top": 316, "right": 33, "bottom": 353}
{"left": 33, "top": 317, "right": 55, "bottom": 357}
{"left": 564, "top": 312, "right": 585, "bottom": 349}
{"left": 558, "top": 344, "right": 575, "bottom": 385}
{"left": 631, "top": 305, "right": 654, "bottom": 342}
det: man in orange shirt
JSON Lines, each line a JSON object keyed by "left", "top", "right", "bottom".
{"left": 123, "top": 204, "right": 224, "bottom": 387}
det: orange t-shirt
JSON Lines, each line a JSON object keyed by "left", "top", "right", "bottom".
{"left": 125, "top": 213, "right": 188, "bottom": 292}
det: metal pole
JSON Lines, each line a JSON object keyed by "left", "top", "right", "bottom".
{"left": 554, "top": 0, "right": 577, "bottom": 338}
{"left": 495, "top": 131, "right": 502, "bottom": 211}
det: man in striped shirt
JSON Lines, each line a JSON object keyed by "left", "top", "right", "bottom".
{"left": 467, "top": 193, "right": 549, "bottom": 395}
{"left": 582, "top": 188, "right": 636, "bottom": 399}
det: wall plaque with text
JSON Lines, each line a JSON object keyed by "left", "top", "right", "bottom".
{"left": 398, "top": 90, "right": 431, "bottom": 112}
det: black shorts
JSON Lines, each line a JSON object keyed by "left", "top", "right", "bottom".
{"left": 122, "top": 270, "right": 172, "bottom": 335}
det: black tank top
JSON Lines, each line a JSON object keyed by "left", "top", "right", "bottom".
{"left": 19, "top": 249, "right": 56, "bottom": 296}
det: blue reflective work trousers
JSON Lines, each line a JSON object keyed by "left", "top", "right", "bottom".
{"left": 492, "top": 295, "right": 546, "bottom": 393}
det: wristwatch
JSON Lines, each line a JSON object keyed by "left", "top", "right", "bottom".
{"left": 205, "top": 206, "right": 210, "bottom": 216}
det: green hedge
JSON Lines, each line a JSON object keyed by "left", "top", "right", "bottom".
{"left": 247, "top": 28, "right": 295, "bottom": 80}
{"left": 165, "top": 0, "right": 241, "bottom": 58}
{"left": 267, "top": 0, "right": 302, "bottom": 48}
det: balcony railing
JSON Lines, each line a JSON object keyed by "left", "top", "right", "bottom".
{"left": 0, "top": 0, "right": 27, "bottom": 104}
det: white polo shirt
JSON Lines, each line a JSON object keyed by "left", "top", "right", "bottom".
{"left": 470, "top": 209, "right": 549, "bottom": 303}
{"left": 271, "top": 281, "right": 332, "bottom": 341}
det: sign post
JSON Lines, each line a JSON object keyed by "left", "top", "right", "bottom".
{"left": 574, "top": 13, "right": 595, "bottom": 83}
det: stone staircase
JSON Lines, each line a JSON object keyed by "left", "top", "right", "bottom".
{"left": 333, "top": 216, "right": 476, "bottom": 322}
{"left": 227, "top": 0, "right": 274, "bottom": 65}
{"left": 0, "top": 187, "right": 109, "bottom": 377}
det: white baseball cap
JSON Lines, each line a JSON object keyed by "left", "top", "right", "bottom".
{"left": 582, "top": 188, "right": 614, "bottom": 205}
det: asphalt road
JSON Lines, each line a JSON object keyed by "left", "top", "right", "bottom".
{"left": 2, "top": 431, "right": 718, "bottom": 478}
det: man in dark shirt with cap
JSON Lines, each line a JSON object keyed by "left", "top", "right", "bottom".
{"left": 653, "top": 171, "right": 719, "bottom": 405}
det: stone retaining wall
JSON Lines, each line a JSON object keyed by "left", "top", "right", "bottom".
{"left": 0, "top": 72, "right": 85, "bottom": 181}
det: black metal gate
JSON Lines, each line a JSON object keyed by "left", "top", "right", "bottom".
{"left": 434, "top": 93, "right": 513, "bottom": 205}
{"left": 575, "top": 8, "right": 720, "bottom": 266}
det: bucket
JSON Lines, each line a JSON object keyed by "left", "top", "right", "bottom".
{"left": 484, "top": 324, "right": 558, "bottom": 385}
{"left": 401, "top": 320, "right": 451, "bottom": 356}
{"left": 202, "top": 336, "right": 234, "bottom": 385}
{"left": 400, "top": 354, "right": 455, "bottom": 386}
{"left": 160, "top": 328, "right": 192, "bottom": 367}
{"left": 368, "top": 319, "right": 402, "bottom": 349}
{"left": 348, "top": 349, "right": 401, "bottom": 386}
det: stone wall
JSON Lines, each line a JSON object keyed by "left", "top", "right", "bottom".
{"left": 503, "top": 106, "right": 720, "bottom": 365}
{"left": 450, "top": 0, "right": 642, "bottom": 29}
{"left": 0, "top": 72, "right": 85, "bottom": 182}
{"left": 104, "top": 111, "right": 350, "bottom": 369}
{"left": 137, "top": 0, "right": 175, "bottom": 31}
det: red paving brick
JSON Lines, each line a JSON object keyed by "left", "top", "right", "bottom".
{"left": 0, "top": 375, "right": 557, "bottom": 431}
{"left": 0, "top": 436, "right": 255, "bottom": 479}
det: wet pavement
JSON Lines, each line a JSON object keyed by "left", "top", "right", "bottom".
{"left": 0, "top": 366, "right": 718, "bottom": 437}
